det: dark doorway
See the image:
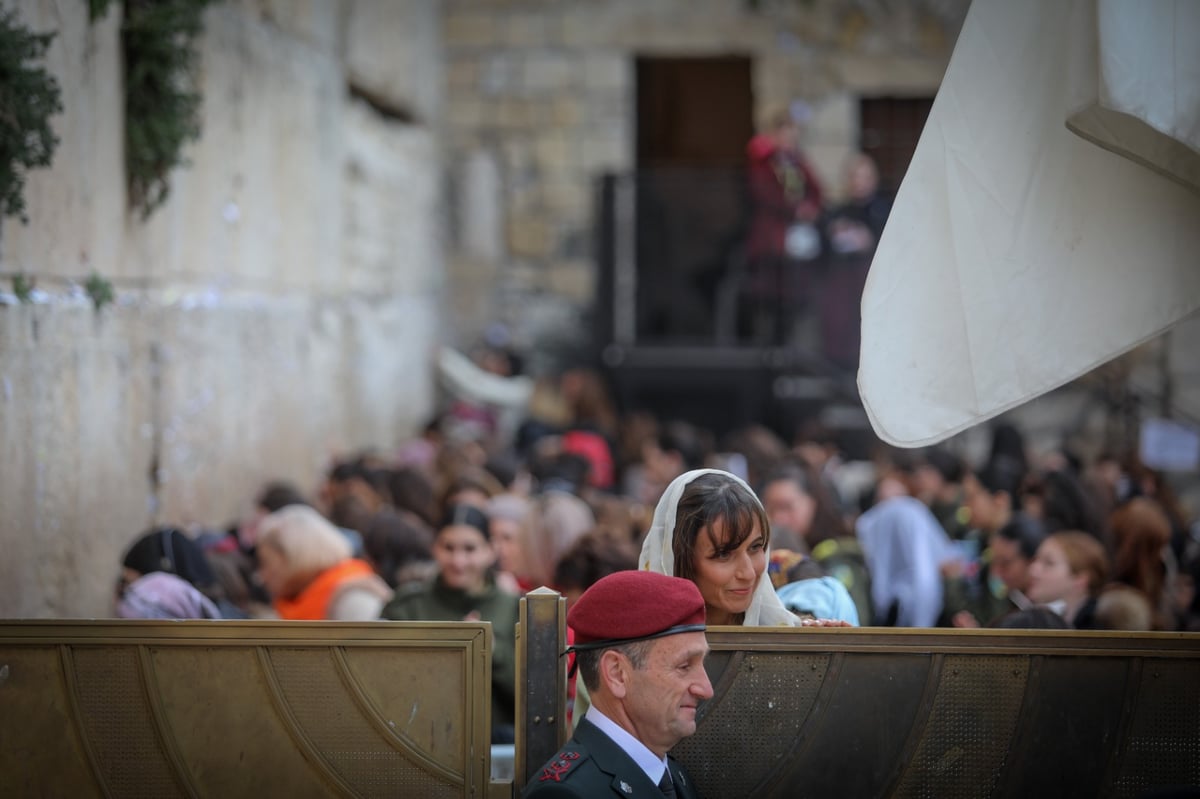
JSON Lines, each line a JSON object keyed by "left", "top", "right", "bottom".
{"left": 859, "top": 96, "right": 934, "bottom": 195}
{"left": 636, "top": 57, "right": 754, "bottom": 168}
{"left": 632, "top": 57, "right": 754, "bottom": 344}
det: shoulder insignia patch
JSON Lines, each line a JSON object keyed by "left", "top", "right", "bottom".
{"left": 538, "top": 750, "right": 581, "bottom": 782}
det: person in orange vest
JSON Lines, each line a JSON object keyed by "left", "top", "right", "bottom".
{"left": 256, "top": 505, "right": 392, "bottom": 621}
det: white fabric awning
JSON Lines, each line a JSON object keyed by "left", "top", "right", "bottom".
{"left": 858, "top": 0, "right": 1200, "bottom": 447}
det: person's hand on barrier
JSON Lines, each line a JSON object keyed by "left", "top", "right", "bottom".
{"left": 952, "top": 610, "right": 980, "bottom": 629}
{"left": 799, "top": 618, "right": 852, "bottom": 627}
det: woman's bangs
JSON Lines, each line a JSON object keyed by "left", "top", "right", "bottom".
{"left": 706, "top": 500, "right": 759, "bottom": 553}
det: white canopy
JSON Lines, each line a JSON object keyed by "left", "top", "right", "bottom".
{"left": 858, "top": 0, "right": 1200, "bottom": 447}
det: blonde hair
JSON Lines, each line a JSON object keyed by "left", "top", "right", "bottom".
{"left": 1095, "top": 585, "right": 1154, "bottom": 631}
{"left": 258, "top": 505, "right": 351, "bottom": 596}
{"left": 758, "top": 103, "right": 793, "bottom": 134}
{"left": 1047, "top": 531, "right": 1109, "bottom": 596}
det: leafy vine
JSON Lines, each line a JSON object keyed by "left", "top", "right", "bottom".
{"left": 0, "top": 10, "right": 62, "bottom": 223}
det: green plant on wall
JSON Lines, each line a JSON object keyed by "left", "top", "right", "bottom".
{"left": 0, "top": 10, "right": 63, "bottom": 223}
{"left": 91, "top": 0, "right": 216, "bottom": 219}
{"left": 83, "top": 271, "right": 114, "bottom": 310}
{"left": 12, "top": 273, "right": 35, "bottom": 303}
{"left": 123, "top": 0, "right": 216, "bottom": 218}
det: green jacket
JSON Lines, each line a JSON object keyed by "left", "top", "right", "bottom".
{"left": 381, "top": 575, "right": 519, "bottom": 732}
{"left": 523, "top": 718, "right": 701, "bottom": 799}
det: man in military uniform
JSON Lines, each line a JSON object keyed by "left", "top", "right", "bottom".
{"left": 523, "top": 570, "right": 711, "bottom": 798}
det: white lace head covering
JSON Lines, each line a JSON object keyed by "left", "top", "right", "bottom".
{"left": 638, "top": 468, "right": 800, "bottom": 627}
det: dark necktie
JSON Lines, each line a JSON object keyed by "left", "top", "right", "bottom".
{"left": 658, "top": 769, "right": 676, "bottom": 798}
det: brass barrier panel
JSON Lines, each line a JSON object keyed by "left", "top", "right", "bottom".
{"left": 675, "top": 628, "right": 1200, "bottom": 799}
{"left": 515, "top": 594, "right": 1199, "bottom": 798}
{"left": 0, "top": 620, "right": 504, "bottom": 798}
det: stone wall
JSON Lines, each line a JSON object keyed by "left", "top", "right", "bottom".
{"left": 0, "top": 0, "right": 444, "bottom": 617}
{"left": 440, "top": 0, "right": 967, "bottom": 351}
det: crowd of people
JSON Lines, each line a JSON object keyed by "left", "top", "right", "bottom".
{"left": 112, "top": 347, "right": 1200, "bottom": 742}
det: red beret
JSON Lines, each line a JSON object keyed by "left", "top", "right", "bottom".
{"left": 567, "top": 571, "right": 706, "bottom": 650}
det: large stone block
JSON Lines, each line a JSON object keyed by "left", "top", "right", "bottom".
{"left": 0, "top": 1, "right": 125, "bottom": 282}
{"left": 834, "top": 54, "right": 948, "bottom": 94}
{"left": 455, "top": 149, "right": 505, "bottom": 262}
{"left": 246, "top": 0, "right": 341, "bottom": 51}
{"left": 341, "top": 99, "right": 442, "bottom": 295}
{"left": 547, "top": 259, "right": 595, "bottom": 303}
{"left": 522, "top": 52, "right": 576, "bottom": 93}
{"left": 507, "top": 215, "right": 555, "bottom": 258}
{"left": 0, "top": 305, "right": 155, "bottom": 618}
{"left": 534, "top": 133, "right": 574, "bottom": 172}
{"left": 125, "top": 5, "right": 344, "bottom": 294}
{"left": 480, "top": 53, "right": 522, "bottom": 96}
{"left": 581, "top": 52, "right": 630, "bottom": 93}
{"left": 497, "top": 98, "right": 540, "bottom": 130}
{"left": 447, "top": 58, "right": 479, "bottom": 90}
{"left": 502, "top": 11, "right": 556, "bottom": 48}
{"left": 444, "top": 10, "right": 499, "bottom": 49}
{"left": 343, "top": 0, "right": 443, "bottom": 124}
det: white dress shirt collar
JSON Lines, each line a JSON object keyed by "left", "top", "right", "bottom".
{"left": 585, "top": 705, "right": 669, "bottom": 786}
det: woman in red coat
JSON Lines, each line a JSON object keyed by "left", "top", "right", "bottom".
{"left": 743, "top": 104, "right": 824, "bottom": 345}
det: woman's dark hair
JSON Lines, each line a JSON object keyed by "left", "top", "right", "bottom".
{"left": 122, "top": 527, "right": 216, "bottom": 589}
{"left": 658, "top": 420, "right": 711, "bottom": 472}
{"left": 991, "top": 606, "right": 1071, "bottom": 630}
{"left": 672, "top": 474, "right": 770, "bottom": 583}
{"left": 363, "top": 510, "right": 434, "bottom": 589}
{"left": 761, "top": 463, "right": 848, "bottom": 545}
{"left": 1040, "top": 469, "right": 1104, "bottom": 538}
{"left": 977, "top": 458, "right": 1024, "bottom": 505}
{"left": 553, "top": 532, "right": 638, "bottom": 592}
{"left": 988, "top": 422, "right": 1028, "bottom": 474}
{"left": 995, "top": 513, "right": 1048, "bottom": 560}
{"left": 925, "top": 447, "right": 965, "bottom": 485}
{"left": 256, "top": 482, "right": 308, "bottom": 513}
{"left": 388, "top": 466, "right": 437, "bottom": 527}
{"left": 439, "top": 503, "right": 491, "bottom": 541}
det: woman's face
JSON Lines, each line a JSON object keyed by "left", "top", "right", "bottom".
{"left": 762, "top": 480, "right": 815, "bottom": 540}
{"left": 988, "top": 535, "right": 1030, "bottom": 593}
{"left": 1027, "top": 539, "right": 1084, "bottom": 604}
{"left": 256, "top": 542, "right": 290, "bottom": 599}
{"left": 692, "top": 518, "right": 767, "bottom": 625}
{"left": 490, "top": 518, "right": 522, "bottom": 574}
{"left": 435, "top": 525, "right": 495, "bottom": 594}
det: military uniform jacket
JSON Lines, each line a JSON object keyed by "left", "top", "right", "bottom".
{"left": 522, "top": 718, "right": 701, "bottom": 799}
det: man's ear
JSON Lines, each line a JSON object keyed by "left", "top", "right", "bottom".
{"left": 598, "top": 650, "right": 629, "bottom": 699}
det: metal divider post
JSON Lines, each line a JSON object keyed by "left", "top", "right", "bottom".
{"left": 515, "top": 587, "right": 567, "bottom": 792}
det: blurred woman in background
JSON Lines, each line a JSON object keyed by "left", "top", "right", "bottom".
{"left": 256, "top": 505, "right": 392, "bottom": 621}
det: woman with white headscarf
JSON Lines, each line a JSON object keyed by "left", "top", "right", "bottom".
{"left": 571, "top": 469, "right": 844, "bottom": 727}
{"left": 640, "top": 469, "right": 804, "bottom": 626}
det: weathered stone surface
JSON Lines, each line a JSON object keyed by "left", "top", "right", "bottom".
{"left": 456, "top": 150, "right": 505, "bottom": 262}
{"left": 444, "top": 10, "right": 498, "bottom": 49}
{"left": 547, "top": 259, "right": 595, "bottom": 302}
{"left": 508, "top": 215, "right": 555, "bottom": 258}
{"left": 581, "top": 52, "right": 630, "bottom": 93}
{"left": 0, "top": 306, "right": 154, "bottom": 618}
{"left": 343, "top": 0, "right": 443, "bottom": 123}
{"left": 534, "top": 133, "right": 574, "bottom": 172}
{"left": 522, "top": 52, "right": 576, "bottom": 93}
{"left": 341, "top": 99, "right": 442, "bottom": 295}
{"left": 244, "top": 0, "right": 342, "bottom": 52}
{"left": 0, "top": 1, "right": 441, "bottom": 617}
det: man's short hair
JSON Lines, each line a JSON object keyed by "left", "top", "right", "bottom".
{"left": 575, "top": 639, "right": 655, "bottom": 692}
